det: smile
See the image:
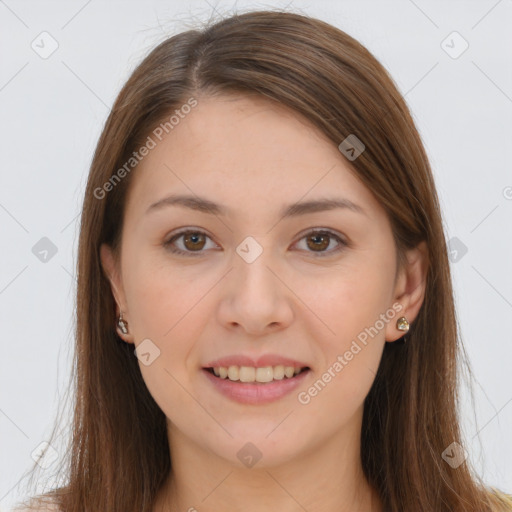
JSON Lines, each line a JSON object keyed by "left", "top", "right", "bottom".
{"left": 202, "top": 366, "right": 311, "bottom": 404}
{"left": 207, "top": 365, "right": 309, "bottom": 383}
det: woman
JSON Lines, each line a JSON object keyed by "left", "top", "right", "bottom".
{"left": 14, "top": 9, "right": 512, "bottom": 512}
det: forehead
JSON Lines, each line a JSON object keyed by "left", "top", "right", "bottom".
{"left": 124, "top": 93, "right": 382, "bottom": 222}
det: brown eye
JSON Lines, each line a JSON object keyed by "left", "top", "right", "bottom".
{"left": 295, "top": 229, "right": 347, "bottom": 256}
{"left": 164, "top": 230, "right": 215, "bottom": 256}
{"left": 306, "top": 232, "right": 330, "bottom": 251}
{"left": 182, "top": 232, "right": 206, "bottom": 251}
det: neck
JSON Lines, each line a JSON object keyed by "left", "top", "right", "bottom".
{"left": 154, "top": 415, "right": 382, "bottom": 512}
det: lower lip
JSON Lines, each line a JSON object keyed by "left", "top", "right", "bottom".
{"left": 202, "top": 368, "right": 310, "bottom": 405}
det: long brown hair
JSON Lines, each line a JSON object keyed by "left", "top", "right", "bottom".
{"left": 15, "top": 9, "right": 511, "bottom": 512}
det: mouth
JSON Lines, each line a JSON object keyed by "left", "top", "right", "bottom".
{"left": 202, "top": 364, "right": 311, "bottom": 404}
{"left": 203, "top": 365, "right": 311, "bottom": 384}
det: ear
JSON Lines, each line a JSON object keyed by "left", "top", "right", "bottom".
{"left": 100, "top": 243, "right": 134, "bottom": 344}
{"left": 385, "top": 241, "right": 428, "bottom": 342}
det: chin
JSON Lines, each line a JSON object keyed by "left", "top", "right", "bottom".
{"left": 204, "top": 429, "right": 311, "bottom": 470}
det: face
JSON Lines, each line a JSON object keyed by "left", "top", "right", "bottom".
{"left": 101, "top": 93, "right": 425, "bottom": 469}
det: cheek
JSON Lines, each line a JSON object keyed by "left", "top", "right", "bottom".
{"left": 124, "top": 261, "right": 209, "bottom": 418}
{"left": 297, "top": 256, "right": 394, "bottom": 399}
{"left": 303, "top": 258, "right": 395, "bottom": 346}
{"left": 121, "top": 255, "right": 214, "bottom": 406}
{"left": 294, "top": 277, "right": 389, "bottom": 429}
{"left": 124, "top": 251, "right": 210, "bottom": 339}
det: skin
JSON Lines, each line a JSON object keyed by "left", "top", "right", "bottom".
{"left": 101, "top": 93, "right": 427, "bottom": 512}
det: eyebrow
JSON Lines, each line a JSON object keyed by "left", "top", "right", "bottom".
{"left": 145, "top": 194, "right": 366, "bottom": 219}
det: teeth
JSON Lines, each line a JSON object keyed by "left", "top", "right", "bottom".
{"left": 284, "top": 366, "right": 294, "bottom": 378}
{"left": 227, "top": 366, "right": 239, "bottom": 381}
{"left": 239, "top": 366, "right": 255, "bottom": 382}
{"left": 273, "top": 365, "right": 285, "bottom": 380}
{"left": 256, "top": 367, "right": 273, "bottom": 383}
{"left": 211, "top": 365, "right": 306, "bottom": 383}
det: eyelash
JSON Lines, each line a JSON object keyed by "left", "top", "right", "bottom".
{"left": 163, "top": 228, "right": 348, "bottom": 258}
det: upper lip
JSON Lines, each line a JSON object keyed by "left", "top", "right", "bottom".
{"left": 204, "top": 354, "right": 310, "bottom": 369}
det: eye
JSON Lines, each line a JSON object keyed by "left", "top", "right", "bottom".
{"left": 164, "top": 228, "right": 347, "bottom": 257}
{"left": 163, "top": 229, "right": 217, "bottom": 257}
{"left": 293, "top": 229, "right": 347, "bottom": 257}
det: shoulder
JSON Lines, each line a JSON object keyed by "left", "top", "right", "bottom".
{"left": 490, "top": 487, "right": 512, "bottom": 511}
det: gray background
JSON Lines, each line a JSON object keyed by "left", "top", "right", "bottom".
{"left": 1, "top": 0, "right": 511, "bottom": 509}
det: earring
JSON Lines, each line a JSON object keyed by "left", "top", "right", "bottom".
{"left": 117, "top": 312, "right": 129, "bottom": 335}
{"left": 396, "top": 316, "right": 409, "bottom": 343}
{"left": 396, "top": 316, "right": 409, "bottom": 332}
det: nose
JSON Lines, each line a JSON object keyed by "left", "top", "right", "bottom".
{"left": 216, "top": 244, "right": 294, "bottom": 336}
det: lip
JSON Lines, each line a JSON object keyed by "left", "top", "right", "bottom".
{"left": 202, "top": 367, "right": 311, "bottom": 405}
{"left": 204, "top": 354, "right": 310, "bottom": 369}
